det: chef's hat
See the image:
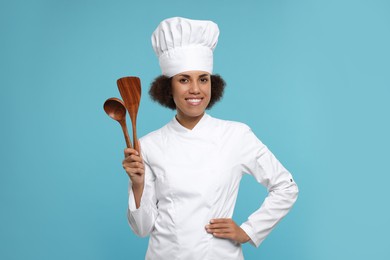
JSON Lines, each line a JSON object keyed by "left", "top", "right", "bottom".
{"left": 151, "top": 17, "right": 219, "bottom": 77}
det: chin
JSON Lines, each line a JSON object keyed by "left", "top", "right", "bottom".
{"left": 187, "top": 110, "right": 205, "bottom": 117}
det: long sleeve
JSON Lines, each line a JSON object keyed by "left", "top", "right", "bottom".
{"left": 238, "top": 126, "right": 299, "bottom": 247}
{"left": 127, "top": 156, "right": 158, "bottom": 237}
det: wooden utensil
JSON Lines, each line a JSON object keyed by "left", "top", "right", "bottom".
{"left": 117, "top": 77, "right": 141, "bottom": 153}
{"left": 103, "top": 97, "right": 132, "bottom": 148}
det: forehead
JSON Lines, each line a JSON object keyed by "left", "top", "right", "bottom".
{"left": 174, "top": 70, "right": 210, "bottom": 78}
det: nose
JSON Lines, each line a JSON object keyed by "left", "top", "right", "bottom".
{"left": 189, "top": 81, "right": 200, "bottom": 94}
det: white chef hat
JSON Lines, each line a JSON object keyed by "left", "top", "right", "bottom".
{"left": 151, "top": 17, "right": 219, "bottom": 77}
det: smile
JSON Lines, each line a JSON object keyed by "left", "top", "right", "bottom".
{"left": 185, "top": 98, "right": 203, "bottom": 105}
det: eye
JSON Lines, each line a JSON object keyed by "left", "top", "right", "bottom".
{"left": 200, "top": 77, "right": 209, "bottom": 83}
{"left": 179, "top": 78, "right": 189, "bottom": 83}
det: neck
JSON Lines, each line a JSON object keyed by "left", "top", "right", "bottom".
{"left": 175, "top": 113, "right": 205, "bottom": 130}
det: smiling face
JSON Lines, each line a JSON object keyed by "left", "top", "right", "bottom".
{"left": 171, "top": 71, "right": 211, "bottom": 129}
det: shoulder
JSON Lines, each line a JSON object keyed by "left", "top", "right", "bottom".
{"left": 209, "top": 116, "right": 251, "bottom": 133}
{"left": 138, "top": 125, "right": 169, "bottom": 163}
{"left": 139, "top": 124, "right": 166, "bottom": 146}
{"left": 211, "top": 117, "right": 266, "bottom": 155}
{"left": 209, "top": 115, "right": 263, "bottom": 145}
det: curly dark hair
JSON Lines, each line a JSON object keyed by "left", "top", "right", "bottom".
{"left": 149, "top": 74, "right": 226, "bottom": 110}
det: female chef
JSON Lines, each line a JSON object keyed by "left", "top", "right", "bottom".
{"left": 122, "top": 17, "right": 298, "bottom": 259}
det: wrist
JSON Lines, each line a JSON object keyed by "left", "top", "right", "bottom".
{"left": 132, "top": 183, "right": 144, "bottom": 209}
{"left": 242, "top": 234, "right": 250, "bottom": 243}
{"left": 239, "top": 228, "right": 251, "bottom": 244}
{"left": 132, "top": 182, "right": 144, "bottom": 191}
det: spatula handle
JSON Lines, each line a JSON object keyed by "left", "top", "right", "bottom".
{"left": 132, "top": 121, "right": 139, "bottom": 153}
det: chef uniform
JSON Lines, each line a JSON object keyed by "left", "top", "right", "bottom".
{"left": 127, "top": 17, "right": 299, "bottom": 260}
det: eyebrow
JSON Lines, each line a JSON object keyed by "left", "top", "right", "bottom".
{"left": 178, "top": 73, "right": 210, "bottom": 78}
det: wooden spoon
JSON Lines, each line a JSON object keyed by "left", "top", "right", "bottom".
{"left": 103, "top": 97, "right": 132, "bottom": 148}
{"left": 117, "top": 77, "right": 141, "bottom": 153}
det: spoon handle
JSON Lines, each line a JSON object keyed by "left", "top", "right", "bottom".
{"left": 120, "top": 121, "right": 132, "bottom": 148}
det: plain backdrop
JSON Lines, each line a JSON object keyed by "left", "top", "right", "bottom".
{"left": 1, "top": 0, "right": 389, "bottom": 259}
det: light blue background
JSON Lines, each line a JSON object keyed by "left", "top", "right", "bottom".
{"left": 1, "top": 0, "right": 389, "bottom": 259}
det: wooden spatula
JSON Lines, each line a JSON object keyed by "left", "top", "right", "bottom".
{"left": 117, "top": 77, "right": 141, "bottom": 153}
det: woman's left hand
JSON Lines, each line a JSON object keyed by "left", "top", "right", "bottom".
{"left": 205, "top": 218, "right": 251, "bottom": 244}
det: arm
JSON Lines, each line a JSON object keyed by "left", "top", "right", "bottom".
{"left": 123, "top": 147, "right": 158, "bottom": 237}
{"left": 123, "top": 148, "right": 144, "bottom": 208}
{"left": 239, "top": 127, "right": 299, "bottom": 247}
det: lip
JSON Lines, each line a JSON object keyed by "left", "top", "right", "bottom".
{"left": 185, "top": 97, "right": 203, "bottom": 106}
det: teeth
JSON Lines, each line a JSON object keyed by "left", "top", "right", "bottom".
{"left": 187, "top": 99, "right": 201, "bottom": 102}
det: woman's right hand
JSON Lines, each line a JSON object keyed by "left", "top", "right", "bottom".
{"left": 122, "top": 147, "right": 145, "bottom": 189}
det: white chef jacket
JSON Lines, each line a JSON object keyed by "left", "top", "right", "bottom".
{"left": 127, "top": 114, "right": 298, "bottom": 260}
